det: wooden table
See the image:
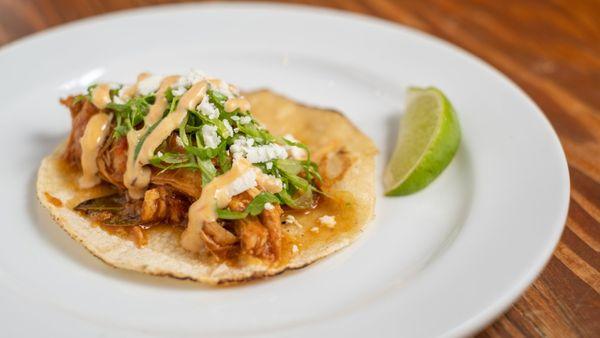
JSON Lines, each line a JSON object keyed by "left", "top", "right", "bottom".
{"left": 1, "top": 0, "right": 598, "bottom": 336}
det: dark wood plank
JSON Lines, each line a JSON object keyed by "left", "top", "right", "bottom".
{"left": 0, "top": 0, "right": 598, "bottom": 336}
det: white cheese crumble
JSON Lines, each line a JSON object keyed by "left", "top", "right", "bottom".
{"left": 223, "top": 169, "right": 257, "bottom": 197}
{"left": 284, "top": 214, "right": 302, "bottom": 228}
{"left": 223, "top": 119, "right": 234, "bottom": 137}
{"left": 230, "top": 137, "right": 288, "bottom": 163}
{"left": 209, "top": 79, "right": 236, "bottom": 98}
{"left": 172, "top": 86, "right": 187, "bottom": 96}
{"left": 181, "top": 69, "right": 206, "bottom": 86}
{"left": 230, "top": 137, "right": 254, "bottom": 157}
{"left": 310, "top": 226, "right": 320, "bottom": 233}
{"left": 112, "top": 85, "right": 131, "bottom": 104}
{"left": 283, "top": 134, "right": 308, "bottom": 160}
{"left": 201, "top": 125, "right": 221, "bottom": 149}
{"left": 230, "top": 115, "right": 240, "bottom": 121}
{"left": 137, "top": 75, "right": 164, "bottom": 96}
{"left": 263, "top": 202, "right": 275, "bottom": 211}
{"left": 265, "top": 162, "right": 273, "bottom": 170}
{"left": 118, "top": 85, "right": 131, "bottom": 95}
{"left": 319, "top": 215, "right": 336, "bottom": 228}
{"left": 197, "top": 96, "right": 220, "bottom": 119}
{"left": 239, "top": 116, "right": 252, "bottom": 124}
{"left": 112, "top": 94, "right": 126, "bottom": 104}
{"left": 246, "top": 144, "right": 288, "bottom": 163}
{"left": 292, "top": 244, "right": 299, "bottom": 254}
{"left": 172, "top": 69, "right": 206, "bottom": 96}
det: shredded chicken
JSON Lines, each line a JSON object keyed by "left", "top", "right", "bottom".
{"left": 97, "top": 135, "right": 128, "bottom": 188}
{"left": 200, "top": 221, "right": 238, "bottom": 257}
{"left": 236, "top": 217, "right": 271, "bottom": 258}
{"left": 151, "top": 169, "right": 203, "bottom": 199}
{"left": 61, "top": 96, "right": 99, "bottom": 167}
{"left": 228, "top": 189, "right": 283, "bottom": 261}
{"left": 141, "top": 188, "right": 167, "bottom": 222}
{"left": 260, "top": 203, "right": 283, "bottom": 258}
{"left": 228, "top": 190, "right": 255, "bottom": 211}
{"left": 140, "top": 186, "right": 189, "bottom": 225}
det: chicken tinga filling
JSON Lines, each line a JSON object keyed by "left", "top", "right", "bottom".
{"left": 63, "top": 70, "right": 324, "bottom": 263}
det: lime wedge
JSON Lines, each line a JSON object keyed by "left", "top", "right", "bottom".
{"left": 384, "top": 87, "right": 461, "bottom": 196}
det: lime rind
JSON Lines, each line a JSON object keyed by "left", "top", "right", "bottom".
{"left": 384, "top": 87, "right": 461, "bottom": 196}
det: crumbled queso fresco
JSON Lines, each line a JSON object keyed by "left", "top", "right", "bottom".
{"left": 230, "top": 136, "right": 288, "bottom": 163}
{"left": 137, "top": 75, "right": 164, "bottom": 96}
{"left": 223, "top": 170, "right": 257, "bottom": 197}
{"left": 318, "top": 215, "right": 336, "bottom": 228}
{"left": 197, "top": 95, "right": 220, "bottom": 119}
{"left": 201, "top": 125, "right": 221, "bottom": 149}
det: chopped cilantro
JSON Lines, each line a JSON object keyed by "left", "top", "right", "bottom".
{"left": 216, "top": 192, "right": 280, "bottom": 219}
{"left": 82, "top": 78, "right": 321, "bottom": 210}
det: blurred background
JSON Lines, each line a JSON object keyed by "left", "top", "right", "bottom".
{"left": 1, "top": 1, "right": 598, "bottom": 336}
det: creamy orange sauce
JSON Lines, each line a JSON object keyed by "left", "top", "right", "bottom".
{"left": 181, "top": 158, "right": 254, "bottom": 252}
{"left": 119, "top": 72, "right": 151, "bottom": 100}
{"left": 123, "top": 75, "right": 179, "bottom": 198}
{"left": 78, "top": 112, "right": 112, "bottom": 188}
{"left": 91, "top": 84, "right": 111, "bottom": 109}
{"left": 135, "top": 79, "right": 206, "bottom": 160}
{"left": 125, "top": 79, "right": 207, "bottom": 199}
{"left": 225, "top": 97, "right": 251, "bottom": 113}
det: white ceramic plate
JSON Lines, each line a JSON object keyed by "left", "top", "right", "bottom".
{"left": 0, "top": 3, "right": 569, "bottom": 337}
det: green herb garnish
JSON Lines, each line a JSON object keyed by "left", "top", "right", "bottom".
{"left": 106, "top": 94, "right": 155, "bottom": 138}
{"left": 216, "top": 192, "right": 281, "bottom": 219}
{"left": 133, "top": 118, "right": 162, "bottom": 161}
{"left": 81, "top": 79, "right": 322, "bottom": 210}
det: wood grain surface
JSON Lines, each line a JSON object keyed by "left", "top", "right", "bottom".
{"left": 1, "top": 0, "right": 598, "bottom": 336}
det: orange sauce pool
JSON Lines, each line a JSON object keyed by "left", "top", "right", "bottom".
{"left": 276, "top": 191, "right": 360, "bottom": 268}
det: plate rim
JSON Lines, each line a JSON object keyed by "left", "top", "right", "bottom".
{"left": 0, "top": 2, "right": 570, "bottom": 337}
